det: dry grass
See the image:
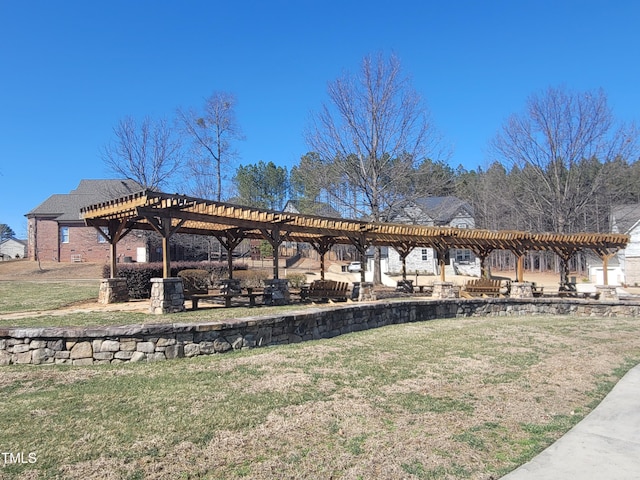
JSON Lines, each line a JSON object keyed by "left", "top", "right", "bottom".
{"left": 1, "top": 315, "right": 639, "bottom": 479}
{"left": 2, "top": 260, "right": 640, "bottom": 479}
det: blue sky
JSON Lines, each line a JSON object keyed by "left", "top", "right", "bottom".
{"left": 1, "top": 0, "right": 639, "bottom": 237}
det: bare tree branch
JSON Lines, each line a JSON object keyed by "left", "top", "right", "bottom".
{"left": 102, "top": 116, "right": 183, "bottom": 190}
{"left": 178, "top": 92, "right": 244, "bottom": 201}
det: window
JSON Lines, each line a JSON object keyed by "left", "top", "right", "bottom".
{"left": 455, "top": 249, "right": 471, "bottom": 263}
{"left": 421, "top": 248, "right": 429, "bottom": 261}
{"left": 60, "top": 227, "right": 69, "bottom": 244}
{"left": 97, "top": 227, "right": 108, "bottom": 243}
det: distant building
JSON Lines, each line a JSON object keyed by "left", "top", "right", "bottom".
{"left": 607, "top": 204, "right": 640, "bottom": 286}
{"left": 283, "top": 199, "right": 341, "bottom": 217}
{"left": 0, "top": 237, "right": 27, "bottom": 260}
{"left": 386, "top": 196, "right": 478, "bottom": 276}
{"left": 25, "top": 179, "right": 148, "bottom": 263}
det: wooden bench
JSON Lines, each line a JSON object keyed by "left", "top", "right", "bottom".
{"left": 463, "top": 278, "right": 502, "bottom": 297}
{"left": 187, "top": 290, "right": 264, "bottom": 309}
{"left": 416, "top": 284, "right": 434, "bottom": 295}
{"left": 306, "top": 280, "right": 350, "bottom": 302}
{"left": 557, "top": 287, "right": 600, "bottom": 300}
{"left": 532, "top": 284, "right": 544, "bottom": 297}
{"left": 396, "top": 280, "right": 414, "bottom": 293}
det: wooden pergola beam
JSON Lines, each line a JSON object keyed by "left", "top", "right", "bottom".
{"left": 81, "top": 190, "right": 630, "bottom": 285}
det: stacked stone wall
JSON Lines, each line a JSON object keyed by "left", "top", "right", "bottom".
{"left": 2, "top": 297, "right": 640, "bottom": 366}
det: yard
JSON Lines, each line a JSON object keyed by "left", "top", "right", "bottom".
{"left": 1, "top": 261, "right": 640, "bottom": 479}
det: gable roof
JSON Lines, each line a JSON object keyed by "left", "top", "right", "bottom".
{"left": 284, "top": 199, "right": 341, "bottom": 218}
{"left": 413, "top": 196, "right": 473, "bottom": 224}
{"left": 389, "top": 196, "right": 473, "bottom": 225}
{"left": 612, "top": 204, "right": 640, "bottom": 234}
{"left": 0, "top": 237, "right": 27, "bottom": 247}
{"left": 26, "top": 179, "right": 143, "bottom": 222}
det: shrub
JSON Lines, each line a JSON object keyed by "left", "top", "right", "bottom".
{"left": 232, "top": 269, "right": 271, "bottom": 288}
{"left": 102, "top": 261, "right": 248, "bottom": 298}
{"left": 286, "top": 272, "right": 307, "bottom": 288}
{"left": 177, "top": 269, "right": 210, "bottom": 294}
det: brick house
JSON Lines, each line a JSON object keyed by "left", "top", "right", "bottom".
{"left": 26, "top": 179, "right": 149, "bottom": 263}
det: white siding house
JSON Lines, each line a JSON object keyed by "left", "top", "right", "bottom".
{"left": 386, "top": 197, "right": 479, "bottom": 276}
{"left": 0, "top": 238, "right": 27, "bottom": 260}
{"left": 609, "top": 205, "right": 640, "bottom": 286}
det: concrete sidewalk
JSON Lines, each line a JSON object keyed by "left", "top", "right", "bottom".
{"left": 501, "top": 364, "right": 640, "bottom": 479}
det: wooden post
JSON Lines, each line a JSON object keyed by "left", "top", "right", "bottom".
{"left": 260, "top": 227, "right": 283, "bottom": 280}
{"left": 603, "top": 255, "right": 609, "bottom": 285}
{"left": 162, "top": 235, "right": 170, "bottom": 279}
{"left": 142, "top": 216, "right": 185, "bottom": 279}
{"left": 517, "top": 254, "right": 525, "bottom": 283}
{"left": 395, "top": 244, "right": 414, "bottom": 281}
{"left": 435, "top": 247, "right": 448, "bottom": 282}
{"left": 215, "top": 229, "right": 244, "bottom": 280}
{"left": 309, "top": 237, "right": 335, "bottom": 281}
{"left": 91, "top": 220, "right": 133, "bottom": 279}
{"left": 110, "top": 242, "right": 117, "bottom": 279}
{"left": 349, "top": 234, "right": 369, "bottom": 284}
{"left": 471, "top": 247, "right": 493, "bottom": 280}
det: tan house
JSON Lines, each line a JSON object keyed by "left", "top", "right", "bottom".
{"left": 26, "top": 179, "right": 149, "bottom": 263}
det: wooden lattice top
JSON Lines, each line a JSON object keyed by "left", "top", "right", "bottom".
{"left": 81, "top": 190, "right": 629, "bottom": 256}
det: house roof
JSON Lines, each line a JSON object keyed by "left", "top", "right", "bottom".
{"left": 389, "top": 196, "right": 473, "bottom": 225}
{"left": 26, "top": 179, "right": 143, "bottom": 222}
{"left": 412, "top": 196, "right": 474, "bottom": 224}
{"left": 612, "top": 204, "right": 640, "bottom": 234}
{"left": 0, "top": 237, "right": 27, "bottom": 247}
{"left": 284, "top": 199, "right": 341, "bottom": 218}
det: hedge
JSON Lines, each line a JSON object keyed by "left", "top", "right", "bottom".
{"left": 102, "top": 261, "right": 248, "bottom": 299}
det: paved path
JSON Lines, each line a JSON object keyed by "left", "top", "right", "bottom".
{"left": 501, "top": 364, "right": 640, "bottom": 479}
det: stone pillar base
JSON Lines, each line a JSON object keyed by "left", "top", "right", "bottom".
{"left": 219, "top": 279, "right": 241, "bottom": 294}
{"left": 595, "top": 285, "right": 618, "bottom": 302}
{"left": 99, "top": 278, "right": 129, "bottom": 304}
{"left": 358, "top": 282, "right": 376, "bottom": 301}
{"left": 432, "top": 282, "right": 459, "bottom": 299}
{"left": 264, "top": 279, "right": 291, "bottom": 305}
{"left": 511, "top": 282, "right": 533, "bottom": 299}
{"left": 150, "top": 278, "right": 185, "bottom": 314}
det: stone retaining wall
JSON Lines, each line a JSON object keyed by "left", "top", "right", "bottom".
{"left": 2, "top": 297, "right": 640, "bottom": 366}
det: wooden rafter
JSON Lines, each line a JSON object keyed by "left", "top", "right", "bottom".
{"left": 81, "top": 190, "right": 630, "bottom": 282}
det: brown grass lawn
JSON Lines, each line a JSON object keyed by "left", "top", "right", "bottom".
{"left": 1, "top": 315, "right": 639, "bottom": 479}
{"left": 1, "top": 260, "right": 640, "bottom": 479}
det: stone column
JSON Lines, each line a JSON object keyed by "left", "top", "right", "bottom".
{"left": 219, "top": 279, "right": 241, "bottom": 294}
{"left": 149, "top": 278, "right": 185, "bottom": 314}
{"left": 358, "top": 282, "right": 376, "bottom": 301}
{"left": 432, "top": 281, "right": 459, "bottom": 299}
{"left": 595, "top": 285, "right": 618, "bottom": 302}
{"left": 98, "top": 278, "right": 129, "bottom": 304}
{"left": 510, "top": 282, "right": 533, "bottom": 299}
{"left": 263, "top": 279, "right": 291, "bottom": 305}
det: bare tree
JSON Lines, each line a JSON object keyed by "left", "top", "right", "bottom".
{"left": 305, "top": 52, "right": 447, "bottom": 283}
{"left": 178, "top": 92, "right": 243, "bottom": 201}
{"left": 491, "top": 86, "right": 638, "bottom": 234}
{"left": 102, "top": 116, "right": 183, "bottom": 190}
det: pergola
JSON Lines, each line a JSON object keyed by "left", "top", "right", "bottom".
{"left": 81, "top": 190, "right": 629, "bottom": 287}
